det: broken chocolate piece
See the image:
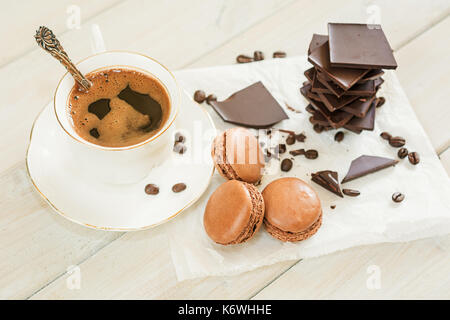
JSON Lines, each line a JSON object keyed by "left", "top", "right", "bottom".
{"left": 328, "top": 23, "right": 397, "bottom": 69}
{"left": 311, "top": 170, "right": 343, "bottom": 197}
{"left": 308, "top": 42, "right": 369, "bottom": 90}
{"left": 209, "top": 81, "right": 288, "bottom": 128}
{"left": 308, "top": 34, "right": 329, "bottom": 55}
{"left": 342, "top": 155, "right": 398, "bottom": 183}
{"left": 341, "top": 95, "right": 376, "bottom": 118}
{"left": 343, "top": 102, "right": 376, "bottom": 132}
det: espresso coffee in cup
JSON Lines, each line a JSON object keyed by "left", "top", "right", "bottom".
{"left": 68, "top": 68, "right": 171, "bottom": 148}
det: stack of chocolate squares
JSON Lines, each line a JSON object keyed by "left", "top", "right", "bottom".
{"left": 300, "top": 23, "right": 397, "bottom": 134}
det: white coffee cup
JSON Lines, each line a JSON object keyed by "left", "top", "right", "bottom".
{"left": 54, "top": 51, "right": 180, "bottom": 184}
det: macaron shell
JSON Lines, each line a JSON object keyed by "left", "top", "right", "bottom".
{"left": 262, "top": 177, "right": 322, "bottom": 233}
{"left": 225, "top": 128, "right": 265, "bottom": 183}
{"left": 265, "top": 212, "right": 322, "bottom": 242}
{"left": 211, "top": 133, "right": 239, "bottom": 180}
{"left": 235, "top": 182, "right": 265, "bottom": 243}
{"left": 204, "top": 180, "right": 254, "bottom": 245}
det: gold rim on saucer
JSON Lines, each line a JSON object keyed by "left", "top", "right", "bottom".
{"left": 26, "top": 95, "right": 216, "bottom": 231}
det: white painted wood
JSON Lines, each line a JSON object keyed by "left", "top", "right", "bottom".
{"left": 27, "top": 0, "right": 450, "bottom": 299}
{"left": 0, "top": 0, "right": 294, "bottom": 299}
{"left": 252, "top": 235, "right": 450, "bottom": 299}
{"left": 0, "top": 0, "right": 122, "bottom": 67}
{"left": 395, "top": 18, "right": 450, "bottom": 153}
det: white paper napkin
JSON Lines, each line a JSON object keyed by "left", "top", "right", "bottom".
{"left": 168, "top": 56, "right": 450, "bottom": 281}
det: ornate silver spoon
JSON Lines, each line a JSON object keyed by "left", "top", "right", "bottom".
{"left": 34, "top": 26, "right": 91, "bottom": 91}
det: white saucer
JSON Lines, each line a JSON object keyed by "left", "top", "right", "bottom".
{"left": 26, "top": 91, "right": 216, "bottom": 231}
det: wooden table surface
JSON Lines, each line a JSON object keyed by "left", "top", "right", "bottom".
{"left": 1, "top": 0, "right": 449, "bottom": 299}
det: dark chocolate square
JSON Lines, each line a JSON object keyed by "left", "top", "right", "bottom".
{"left": 328, "top": 23, "right": 397, "bottom": 69}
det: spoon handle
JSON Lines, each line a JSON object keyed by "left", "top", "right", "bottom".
{"left": 35, "top": 26, "right": 91, "bottom": 91}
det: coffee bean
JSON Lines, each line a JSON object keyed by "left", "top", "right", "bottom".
{"left": 172, "top": 183, "right": 187, "bottom": 193}
{"left": 89, "top": 128, "right": 100, "bottom": 139}
{"left": 145, "top": 184, "right": 159, "bottom": 195}
{"left": 380, "top": 132, "right": 392, "bottom": 140}
{"left": 376, "top": 97, "right": 386, "bottom": 108}
{"left": 273, "top": 51, "right": 286, "bottom": 58}
{"left": 236, "top": 54, "right": 253, "bottom": 63}
{"left": 280, "top": 158, "right": 293, "bottom": 172}
{"left": 277, "top": 144, "right": 287, "bottom": 154}
{"left": 206, "top": 94, "right": 217, "bottom": 105}
{"left": 313, "top": 123, "right": 324, "bottom": 133}
{"left": 392, "top": 192, "right": 405, "bottom": 203}
{"left": 305, "top": 105, "right": 315, "bottom": 114}
{"left": 305, "top": 149, "right": 318, "bottom": 159}
{"left": 408, "top": 152, "right": 420, "bottom": 165}
{"left": 173, "top": 142, "right": 187, "bottom": 154}
{"left": 193, "top": 90, "right": 206, "bottom": 103}
{"left": 397, "top": 147, "right": 408, "bottom": 159}
{"left": 389, "top": 136, "right": 406, "bottom": 148}
{"left": 175, "top": 132, "right": 185, "bottom": 143}
{"left": 330, "top": 205, "right": 336, "bottom": 209}
{"left": 253, "top": 51, "right": 264, "bottom": 61}
{"left": 334, "top": 131, "right": 344, "bottom": 142}
{"left": 286, "top": 134, "right": 296, "bottom": 145}
{"left": 289, "top": 149, "right": 305, "bottom": 156}
{"left": 295, "top": 133, "right": 306, "bottom": 142}
{"left": 342, "top": 189, "right": 360, "bottom": 197}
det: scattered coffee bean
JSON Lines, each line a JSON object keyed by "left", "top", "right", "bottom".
{"left": 305, "top": 105, "right": 315, "bottom": 114}
{"left": 145, "top": 184, "right": 159, "bottom": 195}
{"left": 289, "top": 149, "right": 305, "bottom": 156}
{"left": 280, "top": 158, "right": 293, "bottom": 172}
{"left": 313, "top": 123, "right": 324, "bottom": 133}
{"left": 375, "top": 97, "right": 386, "bottom": 108}
{"left": 295, "top": 133, "right": 306, "bottom": 142}
{"left": 397, "top": 147, "right": 409, "bottom": 159}
{"left": 380, "top": 132, "right": 392, "bottom": 140}
{"left": 334, "top": 131, "right": 344, "bottom": 142}
{"left": 193, "top": 90, "right": 206, "bottom": 103}
{"left": 89, "top": 128, "right": 100, "bottom": 139}
{"left": 206, "top": 94, "right": 217, "bottom": 105}
{"left": 286, "top": 134, "right": 296, "bottom": 145}
{"left": 253, "top": 51, "right": 264, "bottom": 61}
{"left": 277, "top": 144, "right": 287, "bottom": 154}
{"left": 172, "top": 183, "right": 187, "bottom": 193}
{"left": 273, "top": 51, "right": 286, "bottom": 58}
{"left": 175, "top": 132, "right": 185, "bottom": 143}
{"left": 173, "top": 142, "right": 187, "bottom": 154}
{"left": 342, "top": 189, "right": 360, "bottom": 197}
{"left": 408, "top": 152, "right": 420, "bottom": 165}
{"left": 305, "top": 149, "right": 319, "bottom": 159}
{"left": 389, "top": 136, "right": 406, "bottom": 148}
{"left": 330, "top": 205, "right": 336, "bottom": 209}
{"left": 236, "top": 54, "right": 253, "bottom": 63}
{"left": 392, "top": 192, "right": 405, "bottom": 203}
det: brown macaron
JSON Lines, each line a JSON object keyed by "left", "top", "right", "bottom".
{"left": 262, "top": 177, "right": 322, "bottom": 242}
{"left": 204, "top": 180, "right": 265, "bottom": 245}
{"left": 211, "top": 127, "right": 265, "bottom": 184}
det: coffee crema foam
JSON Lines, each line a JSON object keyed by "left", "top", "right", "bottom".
{"left": 68, "top": 68, "right": 170, "bottom": 148}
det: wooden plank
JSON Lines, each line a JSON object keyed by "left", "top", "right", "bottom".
{"left": 28, "top": 0, "right": 450, "bottom": 299}
{"left": 0, "top": 0, "right": 122, "bottom": 67}
{"left": 395, "top": 17, "right": 450, "bottom": 153}
{"left": 252, "top": 235, "right": 450, "bottom": 299}
{"left": 0, "top": 162, "right": 123, "bottom": 299}
{"left": 253, "top": 18, "right": 450, "bottom": 300}
{"left": 0, "top": 0, "right": 294, "bottom": 299}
